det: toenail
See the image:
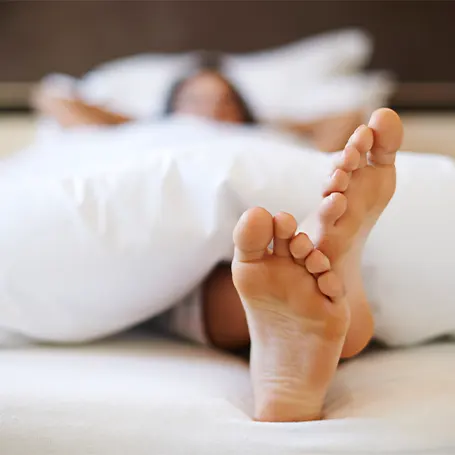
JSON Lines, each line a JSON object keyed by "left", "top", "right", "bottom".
{"left": 321, "top": 256, "right": 330, "bottom": 269}
{"left": 307, "top": 251, "right": 331, "bottom": 272}
{"left": 311, "top": 256, "right": 331, "bottom": 273}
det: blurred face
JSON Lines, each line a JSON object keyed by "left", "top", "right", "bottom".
{"left": 172, "top": 71, "right": 245, "bottom": 124}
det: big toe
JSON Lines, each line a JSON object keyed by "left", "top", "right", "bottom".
{"left": 368, "top": 108, "right": 403, "bottom": 166}
{"left": 233, "top": 207, "right": 273, "bottom": 262}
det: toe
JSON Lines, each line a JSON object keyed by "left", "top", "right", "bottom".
{"left": 273, "top": 212, "right": 297, "bottom": 257}
{"left": 317, "top": 271, "right": 345, "bottom": 299}
{"left": 347, "top": 124, "right": 374, "bottom": 168}
{"left": 233, "top": 207, "right": 274, "bottom": 262}
{"left": 333, "top": 145, "right": 360, "bottom": 173}
{"left": 319, "top": 192, "right": 347, "bottom": 226}
{"left": 368, "top": 108, "right": 403, "bottom": 166}
{"left": 348, "top": 124, "right": 374, "bottom": 151}
{"left": 323, "top": 169, "right": 350, "bottom": 197}
{"left": 305, "top": 249, "right": 331, "bottom": 274}
{"left": 289, "top": 232, "right": 314, "bottom": 265}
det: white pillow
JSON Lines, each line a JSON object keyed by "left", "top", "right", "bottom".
{"left": 1, "top": 120, "right": 454, "bottom": 346}
{"left": 78, "top": 53, "right": 196, "bottom": 118}
{"left": 223, "top": 29, "right": 375, "bottom": 120}
{"left": 71, "top": 28, "right": 372, "bottom": 121}
{"left": 236, "top": 72, "right": 395, "bottom": 123}
{"left": 224, "top": 28, "right": 372, "bottom": 82}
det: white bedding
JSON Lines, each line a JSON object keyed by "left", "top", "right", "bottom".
{"left": 2, "top": 118, "right": 455, "bottom": 451}
{"left": 1, "top": 336, "right": 454, "bottom": 455}
{"left": 2, "top": 117, "right": 455, "bottom": 347}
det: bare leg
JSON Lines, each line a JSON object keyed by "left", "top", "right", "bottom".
{"left": 202, "top": 264, "right": 249, "bottom": 350}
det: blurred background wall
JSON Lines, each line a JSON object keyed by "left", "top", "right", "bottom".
{"left": 1, "top": 0, "right": 454, "bottom": 109}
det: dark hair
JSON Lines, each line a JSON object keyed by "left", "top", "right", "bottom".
{"left": 163, "top": 51, "right": 257, "bottom": 125}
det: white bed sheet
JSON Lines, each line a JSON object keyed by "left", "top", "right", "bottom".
{"left": 1, "top": 336, "right": 454, "bottom": 455}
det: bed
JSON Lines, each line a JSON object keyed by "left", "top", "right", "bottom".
{"left": 1, "top": 116, "right": 455, "bottom": 455}
{"left": 1, "top": 3, "right": 455, "bottom": 454}
{"left": 2, "top": 333, "right": 455, "bottom": 455}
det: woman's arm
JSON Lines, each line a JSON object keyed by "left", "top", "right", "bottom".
{"left": 32, "top": 87, "right": 132, "bottom": 128}
{"left": 280, "top": 111, "right": 364, "bottom": 153}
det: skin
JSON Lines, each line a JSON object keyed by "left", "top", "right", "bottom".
{"left": 171, "top": 71, "right": 247, "bottom": 124}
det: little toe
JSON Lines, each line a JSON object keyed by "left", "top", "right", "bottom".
{"left": 323, "top": 169, "right": 350, "bottom": 197}
{"left": 273, "top": 212, "right": 297, "bottom": 257}
{"left": 233, "top": 207, "right": 274, "bottom": 262}
{"left": 317, "top": 271, "right": 345, "bottom": 300}
{"left": 289, "top": 232, "right": 314, "bottom": 266}
{"left": 368, "top": 108, "right": 403, "bottom": 166}
{"left": 319, "top": 192, "right": 347, "bottom": 226}
{"left": 305, "top": 249, "right": 331, "bottom": 274}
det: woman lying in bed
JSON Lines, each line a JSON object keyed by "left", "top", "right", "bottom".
{"left": 33, "top": 57, "right": 364, "bottom": 153}
{"left": 34, "top": 58, "right": 404, "bottom": 423}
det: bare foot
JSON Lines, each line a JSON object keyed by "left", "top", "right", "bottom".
{"left": 232, "top": 208, "right": 350, "bottom": 422}
{"left": 230, "top": 109, "right": 403, "bottom": 422}
{"left": 307, "top": 108, "right": 404, "bottom": 357}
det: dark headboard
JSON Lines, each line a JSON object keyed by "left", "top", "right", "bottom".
{"left": 1, "top": 1, "right": 455, "bottom": 109}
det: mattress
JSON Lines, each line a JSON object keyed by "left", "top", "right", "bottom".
{"left": 1, "top": 335, "right": 454, "bottom": 455}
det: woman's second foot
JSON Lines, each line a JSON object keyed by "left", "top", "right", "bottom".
{"left": 306, "top": 108, "right": 404, "bottom": 357}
